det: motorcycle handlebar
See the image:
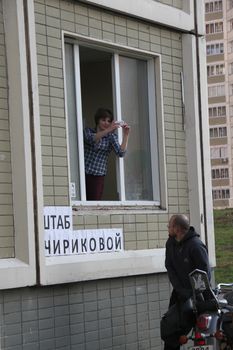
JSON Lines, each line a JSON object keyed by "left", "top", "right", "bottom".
{"left": 226, "top": 304, "right": 233, "bottom": 311}
{"left": 216, "top": 283, "right": 233, "bottom": 291}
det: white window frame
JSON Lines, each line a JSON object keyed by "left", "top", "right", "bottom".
{"left": 0, "top": 0, "right": 37, "bottom": 289}
{"left": 64, "top": 35, "right": 166, "bottom": 208}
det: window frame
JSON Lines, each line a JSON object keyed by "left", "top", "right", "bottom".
{"left": 212, "top": 188, "right": 230, "bottom": 199}
{"left": 209, "top": 105, "right": 226, "bottom": 117}
{"left": 210, "top": 146, "right": 228, "bottom": 159}
{"left": 206, "top": 42, "right": 224, "bottom": 56}
{"left": 205, "top": 1, "right": 223, "bottom": 13}
{"left": 64, "top": 35, "right": 167, "bottom": 209}
{"left": 0, "top": 0, "right": 37, "bottom": 289}
{"left": 229, "top": 0, "right": 233, "bottom": 10}
{"left": 212, "top": 167, "right": 229, "bottom": 179}
{"left": 208, "top": 84, "right": 225, "bottom": 97}
{"left": 207, "top": 63, "right": 225, "bottom": 76}
{"left": 206, "top": 21, "right": 223, "bottom": 34}
{"left": 209, "top": 126, "right": 227, "bottom": 138}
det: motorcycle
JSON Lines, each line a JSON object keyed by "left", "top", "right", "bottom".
{"left": 179, "top": 269, "right": 233, "bottom": 350}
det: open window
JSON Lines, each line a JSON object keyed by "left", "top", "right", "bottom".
{"left": 65, "top": 41, "right": 161, "bottom": 205}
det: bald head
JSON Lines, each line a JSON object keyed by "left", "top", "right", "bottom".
{"left": 171, "top": 214, "right": 190, "bottom": 231}
{"left": 168, "top": 214, "right": 190, "bottom": 240}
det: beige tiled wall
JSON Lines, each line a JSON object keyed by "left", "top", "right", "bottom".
{"left": 35, "top": 0, "right": 189, "bottom": 249}
{"left": 0, "top": 0, "right": 15, "bottom": 258}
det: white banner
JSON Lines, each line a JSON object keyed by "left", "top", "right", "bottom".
{"left": 44, "top": 206, "right": 72, "bottom": 233}
{"left": 44, "top": 207, "right": 124, "bottom": 256}
{"left": 44, "top": 228, "right": 123, "bottom": 256}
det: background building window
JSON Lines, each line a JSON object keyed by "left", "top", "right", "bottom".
{"left": 229, "top": 19, "right": 233, "bottom": 31}
{"left": 207, "top": 63, "right": 225, "bottom": 76}
{"left": 229, "top": 84, "right": 233, "bottom": 95}
{"left": 205, "top": 1, "right": 223, "bottom": 12}
{"left": 229, "top": 106, "right": 233, "bottom": 116}
{"left": 206, "top": 43, "right": 224, "bottom": 56}
{"left": 210, "top": 146, "right": 228, "bottom": 159}
{"left": 206, "top": 21, "right": 223, "bottom": 34}
{"left": 212, "top": 168, "right": 229, "bottom": 179}
{"left": 208, "top": 84, "right": 225, "bottom": 97}
{"left": 209, "top": 126, "right": 227, "bottom": 138}
{"left": 229, "top": 62, "right": 233, "bottom": 75}
{"left": 228, "top": 40, "right": 233, "bottom": 53}
{"left": 229, "top": 0, "right": 233, "bottom": 9}
{"left": 212, "top": 189, "right": 230, "bottom": 199}
{"left": 209, "top": 105, "right": 226, "bottom": 117}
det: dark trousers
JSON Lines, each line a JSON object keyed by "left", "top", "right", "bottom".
{"left": 85, "top": 174, "right": 105, "bottom": 200}
{"left": 164, "top": 290, "right": 181, "bottom": 350}
{"left": 164, "top": 344, "right": 180, "bottom": 350}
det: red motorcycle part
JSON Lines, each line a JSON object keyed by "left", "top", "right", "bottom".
{"left": 194, "top": 332, "right": 206, "bottom": 345}
{"left": 196, "top": 314, "right": 212, "bottom": 331}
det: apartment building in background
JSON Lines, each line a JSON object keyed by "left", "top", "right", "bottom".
{"left": 205, "top": 0, "right": 233, "bottom": 208}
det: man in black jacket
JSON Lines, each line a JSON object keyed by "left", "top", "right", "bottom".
{"left": 163, "top": 214, "right": 211, "bottom": 350}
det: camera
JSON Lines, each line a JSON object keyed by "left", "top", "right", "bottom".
{"left": 115, "top": 120, "right": 125, "bottom": 126}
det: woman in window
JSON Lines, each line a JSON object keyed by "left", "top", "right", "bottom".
{"left": 84, "top": 108, "right": 130, "bottom": 200}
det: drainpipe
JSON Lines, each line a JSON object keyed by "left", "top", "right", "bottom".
{"left": 193, "top": 2, "right": 209, "bottom": 247}
{"left": 192, "top": 1, "right": 216, "bottom": 269}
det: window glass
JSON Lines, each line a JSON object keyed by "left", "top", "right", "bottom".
{"left": 65, "top": 43, "right": 81, "bottom": 200}
{"left": 119, "top": 56, "right": 153, "bottom": 201}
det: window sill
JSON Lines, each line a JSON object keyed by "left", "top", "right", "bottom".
{"left": 0, "top": 258, "right": 36, "bottom": 290}
{"left": 41, "top": 248, "right": 166, "bottom": 285}
{"left": 72, "top": 202, "right": 167, "bottom": 214}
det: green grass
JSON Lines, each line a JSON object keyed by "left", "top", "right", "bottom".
{"left": 214, "top": 209, "right": 233, "bottom": 283}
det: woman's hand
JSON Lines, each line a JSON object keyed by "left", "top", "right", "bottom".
{"left": 120, "top": 122, "right": 130, "bottom": 151}
{"left": 122, "top": 123, "right": 130, "bottom": 136}
{"left": 107, "top": 121, "right": 120, "bottom": 133}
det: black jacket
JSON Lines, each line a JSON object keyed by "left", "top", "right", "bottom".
{"left": 165, "top": 226, "right": 211, "bottom": 301}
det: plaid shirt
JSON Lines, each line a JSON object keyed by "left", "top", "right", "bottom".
{"left": 84, "top": 128, "right": 125, "bottom": 176}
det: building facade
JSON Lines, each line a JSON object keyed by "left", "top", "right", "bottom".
{"left": 205, "top": 0, "right": 233, "bottom": 208}
{"left": 0, "top": 0, "right": 214, "bottom": 349}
